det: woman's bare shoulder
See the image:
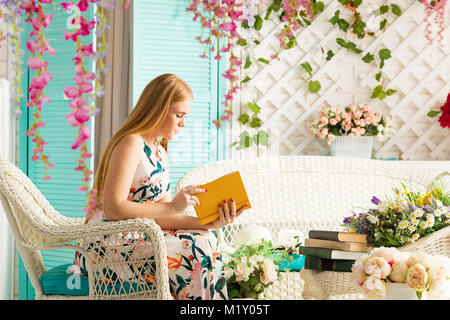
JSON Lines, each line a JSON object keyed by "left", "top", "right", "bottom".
{"left": 111, "top": 134, "right": 143, "bottom": 161}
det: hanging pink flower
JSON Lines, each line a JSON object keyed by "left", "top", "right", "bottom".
{"left": 27, "top": 56, "right": 42, "bottom": 70}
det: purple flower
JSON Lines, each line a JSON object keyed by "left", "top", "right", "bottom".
{"left": 371, "top": 196, "right": 381, "bottom": 205}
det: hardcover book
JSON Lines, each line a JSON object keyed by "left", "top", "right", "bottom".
{"left": 304, "top": 238, "right": 369, "bottom": 252}
{"left": 194, "top": 171, "right": 251, "bottom": 225}
{"left": 298, "top": 246, "right": 365, "bottom": 260}
{"left": 308, "top": 230, "right": 367, "bottom": 244}
{"left": 304, "top": 255, "right": 355, "bottom": 272}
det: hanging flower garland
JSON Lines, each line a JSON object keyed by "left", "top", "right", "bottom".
{"left": 186, "top": 0, "right": 244, "bottom": 128}
{"left": 61, "top": 0, "right": 129, "bottom": 217}
{"left": 0, "top": 0, "right": 25, "bottom": 118}
{"left": 22, "top": 0, "right": 56, "bottom": 181}
{"left": 420, "top": 0, "right": 448, "bottom": 47}
{"left": 60, "top": 0, "right": 96, "bottom": 200}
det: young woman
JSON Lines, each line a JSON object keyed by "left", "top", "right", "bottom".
{"left": 74, "top": 73, "right": 247, "bottom": 299}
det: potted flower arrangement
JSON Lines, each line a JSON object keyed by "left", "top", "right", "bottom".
{"left": 308, "top": 104, "right": 395, "bottom": 158}
{"left": 222, "top": 239, "right": 284, "bottom": 300}
{"left": 342, "top": 182, "right": 450, "bottom": 248}
{"left": 351, "top": 247, "right": 450, "bottom": 300}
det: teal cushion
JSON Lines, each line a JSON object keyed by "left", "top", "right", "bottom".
{"left": 40, "top": 264, "right": 89, "bottom": 296}
{"left": 277, "top": 254, "right": 306, "bottom": 271}
{"left": 40, "top": 264, "right": 153, "bottom": 296}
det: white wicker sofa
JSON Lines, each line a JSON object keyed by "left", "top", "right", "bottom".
{"left": 175, "top": 155, "right": 450, "bottom": 300}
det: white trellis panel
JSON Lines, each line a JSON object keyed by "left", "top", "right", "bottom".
{"left": 228, "top": 0, "right": 450, "bottom": 161}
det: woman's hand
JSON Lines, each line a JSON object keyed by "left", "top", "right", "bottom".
{"left": 169, "top": 185, "right": 206, "bottom": 214}
{"left": 204, "top": 198, "right": 248, "bottom": 229}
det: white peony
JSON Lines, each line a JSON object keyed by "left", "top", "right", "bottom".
{"left": 234, "top": 260, "right": 254, "bottom": 282}
{"left": 364, "top": 257, "right": 391, "bottom": 279}
{"left": 362, "top": 276, "right": 386, "bottom": 299}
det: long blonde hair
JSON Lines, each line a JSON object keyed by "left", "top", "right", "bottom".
{"left": 92, "top": 73, "right": 193, "bottom": 208}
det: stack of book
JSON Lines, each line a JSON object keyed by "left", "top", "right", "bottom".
{"left": 299, "top": 230, "right": 369, "bottom": 272}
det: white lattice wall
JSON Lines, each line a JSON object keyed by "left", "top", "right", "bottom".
{"left": 228, "top": 0, "right": 450, "bottom": 160}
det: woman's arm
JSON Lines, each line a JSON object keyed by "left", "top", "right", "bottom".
{"left": 155, "top": 193, "right": 247, "bottom": 230}
{"left": 154, "top": 191, "right": 207, "bottom": 229}
{"left": 102, "top": 134, "right": 177, "bottom": 221}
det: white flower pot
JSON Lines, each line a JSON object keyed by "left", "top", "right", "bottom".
{"left": 329, "top": 136, "right": 373, "bottom": 159}
{"left": 382, "top": 283, "right": 427, "bottom": 300}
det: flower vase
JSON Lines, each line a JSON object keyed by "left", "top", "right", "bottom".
{"left": 329, "top": 136, "right": 373, "bottom": 159}
{"left": 382, "top": 283, "right": 427, "bottom": 300}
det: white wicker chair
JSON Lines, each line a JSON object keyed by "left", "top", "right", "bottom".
{"left": 0, "top": 156, "right": 172, "bottom": 300}
{"left": 175, "top": 155, "right": 450, "bottom": 300}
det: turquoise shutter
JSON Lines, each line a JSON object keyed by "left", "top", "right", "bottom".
{"left": 18, "top": 3, "right": 94, "bottom": 299}
{"left": 132, "top": 0, "right": 226, "bottom": 195}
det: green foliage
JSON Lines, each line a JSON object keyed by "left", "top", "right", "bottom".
{"left": 233, "top": 102, "right": 269, "bottom": 150}
{"left": 308, "top": 80, "right": 321, "bottom": 93}
{"left": 300, "top": 61, "right": 313, "bottom": 76}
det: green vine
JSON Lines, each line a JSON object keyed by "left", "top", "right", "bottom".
{"left": 234, "top": 0, "right": 405, "bottom": 150}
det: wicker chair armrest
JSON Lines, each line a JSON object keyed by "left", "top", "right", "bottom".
{"left": 57, "top": 218, "right": 171, "bottom": 299}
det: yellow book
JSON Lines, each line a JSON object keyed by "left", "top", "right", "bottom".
{"left": 194, "top": 171, "right": 252, "bottom": 225}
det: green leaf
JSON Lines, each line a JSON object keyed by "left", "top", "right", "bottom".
{"left": 244, "top": 56, "right": 252, "bottom": 69}
{"left": 391, "top": 4, "right": 402, "bottom": 16}
{"left": 362, "top": 53, "right": 374, "bottom": 63}
{"left": 258, "top": 57, "right": 270, "bottom": 64}
{"left": 326, "top": 50, "right": 334, "bottom": 61}
{"left": 236, "top": 131, "right": 253, "bottom": 150}
{"left": 255, "top": 130, "right": 269, "bottom": 146}
{"left": 308, "top": 80, "right": 321, "bottom": 93}
{"left": 338, "top": 0, "right": 349, "bottom": 5}
{"left": 336, "top": 37, "right": 349, "bottom": 48}
{"left": 371, "top": 85, "right": 383, "bottom": 99}
{"left": 312, "top": 1, "right": 325, "bottom": 14}
{"left": 379, "top": 48, "right": 392, "bottom": 60}
{"left": 247, "top": 102, "right": 261, "bottom": 115}
{"left": 375, "top": 5, "right": 389, "bottom": 16}
{"left": 254, "top": 15, "right": 263, "bottom": 31}
{"left": 386, "top": 89, "right": 397, "bottom": 96}
{"left": 375, "top": 71, "right": 382, "bottom": 82}
{"left": 238, "top": 113, "right": 249, "bottom": 125}
{"left": 236, "top": 39, "right": 247, "bottom": 46}
{"left": 286, "top": 36, "right": 298, "bottom": 49}
{"left": 353, "top": 0, "right": 362, "bottom": 7}
{"left": 250, "top": 116, "right": 262, "bottom": 128}
{"left": 416, "top": 291, "right": 422, "bottom": 300}
{"left": 253, "top": 39, "right": 260, "bottom": 45}
{"left": 353, "top": 19, "right": 366, "bottom": 38}
{"left": 301, "top": 62, "right": 313, "bottom": 76}
{"left": 338, "top": 19, "right": 350, "bottom": 32}
{"left": 347, "top": 41, "right": 363, "bottom": 54}
{"left": 329, "top": 10, "right": 340, "bottom": 25}
{"left": 240, "top": 76, "right": 251, "bottom": 84}
{"left": 427, "top": 110, "right": 441, "bottom": 117}
{"left": 379, "top": 19, "right": 387, "bottom": 30}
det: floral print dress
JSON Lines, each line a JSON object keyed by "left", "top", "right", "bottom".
{"left": 74, "top": 136, "right": 227, "bottom": 300}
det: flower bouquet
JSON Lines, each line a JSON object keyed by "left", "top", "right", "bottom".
{"left": 308, "top": 104, "right": 395, "bottom": 145}
{"left": 343, "top": 183, "right": 450, "bottom": 248}
{"left": 222, "top": 239, "right": 284, "bottom": 300}
{"left": 352, "top": 247, "right": 450, "bottom": 299}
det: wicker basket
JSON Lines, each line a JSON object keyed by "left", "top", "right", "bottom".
{"left": 329, "top": 136, "right": 374, "bottom": 159}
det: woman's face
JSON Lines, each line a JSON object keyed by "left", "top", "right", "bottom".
{"left": 157, "top": 100, "right": 192, "bottom": 140}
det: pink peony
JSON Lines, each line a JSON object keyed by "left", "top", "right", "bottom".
{"left": 260, "top": 259, "right": 277, "bottom": 285}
